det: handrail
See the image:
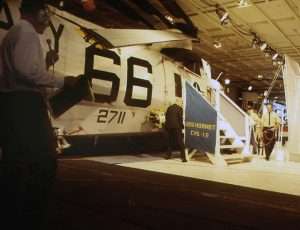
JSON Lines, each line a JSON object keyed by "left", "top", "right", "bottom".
{"left": 161, "top": 56, "right": 204, "bottom": 80}
{"left": 219, "top": 90, "right": 249, "bottom": 118}
{"left": 182, "top": 66, "right": 203, "bottom": 79}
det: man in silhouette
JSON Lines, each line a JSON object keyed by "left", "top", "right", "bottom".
{"left": 165, "top": 98, "right": 187, "bottom": 162}
{"left": 0, "top": 1, "right": 76, "bottom": 229}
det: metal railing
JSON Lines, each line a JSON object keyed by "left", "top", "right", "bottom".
{"left": 219, "top": 91, "right": 249, "bottom": 138}
{"left": 215, "top": 89, "right": 253, "bottom": 155}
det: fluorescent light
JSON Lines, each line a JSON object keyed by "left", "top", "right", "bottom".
{"left": 216, "top": 5, "right": 230, "bottom": 25}
{"left": 220, "top": 12, "right": 229, "bottom": 25}
{"left": 59, "top": 1, "right": 65, "bottom": 9}
{"left": 165, "top": 15, "right": 175, "bottom": 24}
{"left": 272, "top": 53, "right": 279, "bottom": 60}
{"left": 260, "top": 42, "right": 267, "bottom": 51}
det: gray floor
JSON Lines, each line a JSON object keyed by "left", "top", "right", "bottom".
{"left": 83, "top": 152, "right": 300, "bottom": 196}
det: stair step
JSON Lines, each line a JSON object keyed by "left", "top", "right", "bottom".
{"left": 222, "top": 154, "right": 253, "bottom": 165}
{"left": 226, "top": 160, "right": 245, "bottom": 165}
{"left": 220, "top": 144, "right": 244, "bottom": 149}
{"left": 222, "top": 153, "right": 244, "bottom": 160}
{"left": 226, "top": 157, "right": 251, "bottom": 165}
{"left": 220, "top": 135, "right": 234, "bottom": 139}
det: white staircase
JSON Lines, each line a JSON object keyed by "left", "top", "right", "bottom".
{"left": 185, "top": 80, "right": 253, "bottom": 166}
{"left": 218, "top": 118, "right": 251, "bottom": 165}
{"left": 203, "top": 87, "right": 253, "bottom": 166}
{"left": 195, "top": 114, "right": 252, "bottom": 166}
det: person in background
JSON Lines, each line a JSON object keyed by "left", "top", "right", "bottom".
{"left": 261, "top": 103, "right": 281, "bottom": 160}
{"left": 0, "top": 1, "right": 77, "bottom": 229}
{"left": 164, "top": 98, "right": 187, "bottom": 162}
{"left": 247, "top": 103, "right": 262, "bottom": 155}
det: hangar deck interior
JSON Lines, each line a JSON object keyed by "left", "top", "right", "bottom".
{"left": 2, "top": 1, "right": 300, "bottom": 229}
{"left": 75, "top": 152, "right": 300, "bottom": 196}
{"left": 48, "top": 154, "right": 300, "bottom": 230}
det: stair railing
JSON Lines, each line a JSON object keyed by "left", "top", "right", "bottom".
{"left": 214, "top": 88, "right": 253, "bottom": 155}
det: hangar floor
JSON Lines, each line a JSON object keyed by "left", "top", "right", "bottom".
{"left": 48, "top": 153, "right": 300, "bottom": 230}
{"left": 83, "top": 153, "right": 300, "bottom": 196}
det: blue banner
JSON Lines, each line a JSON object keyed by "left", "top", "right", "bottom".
{"left": 185, "top": 82, "right": 217, "bottom": 153}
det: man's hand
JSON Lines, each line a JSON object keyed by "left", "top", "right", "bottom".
{"left": 46, "top": 50, "right": 59, "bottom": 69}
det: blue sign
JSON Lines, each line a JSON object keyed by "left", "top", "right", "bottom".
{"left": 185, "top": 82, "right": 217, "bottom": 153}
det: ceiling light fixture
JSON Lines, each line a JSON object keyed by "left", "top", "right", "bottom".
{"left": 277, "top": 60, "right": 284, "bottom": 65}
{"left": 224, "top": 78, "right": 230, "bottom": 85}
{"left": 248, "top": 85, "right": 253, "bottom": 91}
{"left": 250, "top": 33, "right": 282, "bottom": 65}
{"left": 277, "top": 55, "right": 284, "bottom": 65}
{"left": 238, "top": 0, "right": 251, "bottom": 8}
{"left": 251, "top": 36, "right": 260, "bottom": 48}
{"left": 216, "top": 4, "right": 230, "bottom": 25}
{"left": 251, "top": 33, "right": 262, "bottom": 49}
{"left": 165, "top": 15, "right": 175, "bottom": 24}
{"left": 272, "top": 52, "right": 279, "bottom": 60}
{"left": 264, "top": 50, "right": 271, "bottom": 57}
{"left": 59, "top": 1, "right": 65, "bottom": 9}
{"left": 213, "top": 41, "right": 222, "bottom": 48}
{"left": 260, "top": 42, "right": 268, "bottom": 51}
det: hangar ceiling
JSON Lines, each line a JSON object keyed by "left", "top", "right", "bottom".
{"left": 48, "top": 0, "right": 300, "bottom": 103}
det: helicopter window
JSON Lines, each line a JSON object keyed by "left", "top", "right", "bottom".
{"left": 174, "top": 73, "right": 182, "bottom": 98}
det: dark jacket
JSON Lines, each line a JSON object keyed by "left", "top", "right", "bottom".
{"left": 165, "top": 104, "right": 184, "bottom": 129}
